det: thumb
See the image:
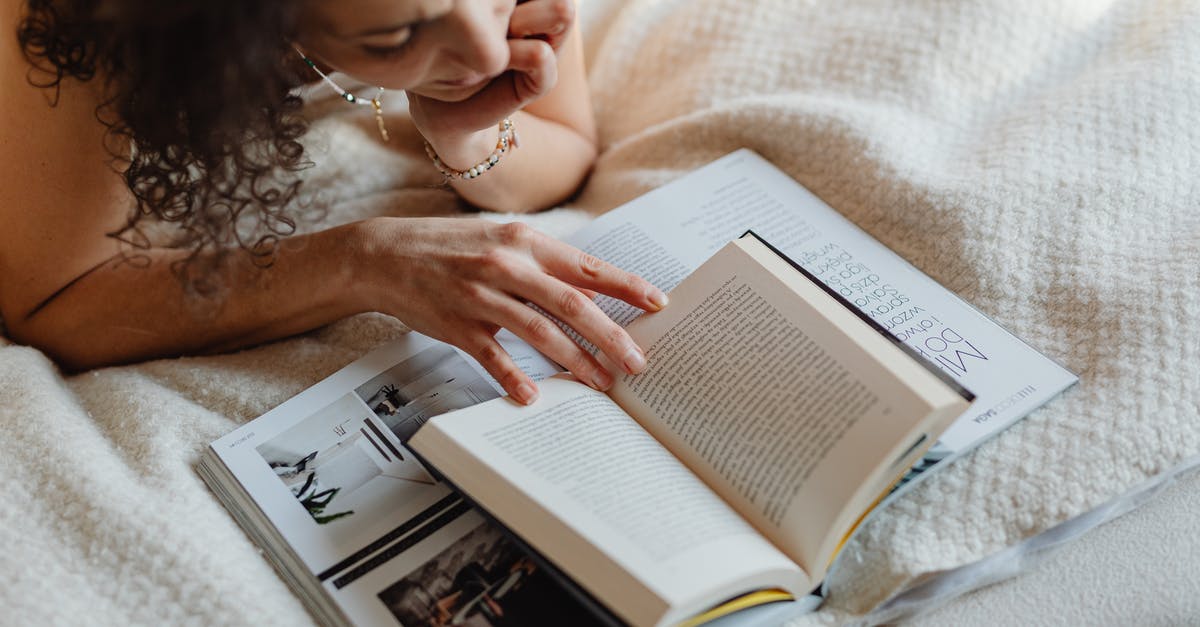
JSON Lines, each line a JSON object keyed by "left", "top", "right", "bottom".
{"left": 406, "top": 39, "right": 557, "bottom": 138}
{"left": 449, "top": 38, "right": 557, "bottom": 127}
{"left": 503, "top": 37, "right": 558, "bottom": 104}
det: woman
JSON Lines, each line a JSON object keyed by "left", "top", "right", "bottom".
{"left": 0, "top": 0, "right": 667, "bottom": 405}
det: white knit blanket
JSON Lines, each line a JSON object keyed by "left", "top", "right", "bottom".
{"left": 3, "top": 0, "right": 1198, "bottom": 624}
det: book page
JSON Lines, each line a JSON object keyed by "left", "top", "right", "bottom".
{"left": 609, "top": 238, "right": 967, "bottom": 574}
{"left": 409, "top": 377, "right": 810, "bottom": 627}
{"left": 566, "top": 150, "right": 1076, "bottom": 489}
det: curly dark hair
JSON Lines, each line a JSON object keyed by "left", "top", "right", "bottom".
{"left": 17, "top": 0, "right": 312, "bottom": 289}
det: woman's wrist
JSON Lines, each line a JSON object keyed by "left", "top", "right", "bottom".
{"left": 348, "top": 217, "right": 404, "bottom": 315}
{"left": 421, "top": 126, "right": 500, "bottom": 174}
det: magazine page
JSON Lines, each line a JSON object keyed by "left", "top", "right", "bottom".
{"left": 566, "top": 149, "right": 1077, "bottom": 487}
{"left": 208, "top": 333, "right": 599, "bottom": 626}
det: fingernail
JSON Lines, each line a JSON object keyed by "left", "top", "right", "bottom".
{"left": 648, "top": 290, "right": 669, "bottom": 311}
{"left": 622, "top": 347, "right": 646, "bottom": 375}
{"left": 592, "top": 368, "right": 614, "bottom": 390}
{"left": 551, "top": 22, "right": 567, "bottom": 35}
{"left": 515, "top": 382, "right": 539, "bottom": 405}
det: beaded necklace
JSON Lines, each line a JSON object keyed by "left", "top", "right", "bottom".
{"left": 293, "top": 46, "right": 389, "bottom": 141}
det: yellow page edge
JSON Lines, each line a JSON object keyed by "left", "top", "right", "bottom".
{"left": 676, "top": 588, "right": 795, "bottom": 627}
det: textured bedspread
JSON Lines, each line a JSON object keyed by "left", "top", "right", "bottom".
{"left": 3, "top": 0, "right": 1198, "bottom": 624}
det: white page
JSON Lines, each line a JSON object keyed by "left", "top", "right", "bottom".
{"left": 609, "top": 238, "right": 967, "bottom": 570}
{"left": 566, "top": 149, "right": 1077, "bottom": 485}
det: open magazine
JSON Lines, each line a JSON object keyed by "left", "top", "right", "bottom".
{"left": 198, "top": 149, "right": 1077, "bottom": 626}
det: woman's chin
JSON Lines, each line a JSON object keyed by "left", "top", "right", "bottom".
{"left": 413, "top": 76, "right": 494, "bottom": 102}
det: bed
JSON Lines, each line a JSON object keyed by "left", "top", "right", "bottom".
{"left": 2, "top": 0, "right": 1197, "bottom": 624}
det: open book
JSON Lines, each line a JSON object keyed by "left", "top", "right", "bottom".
{"left": 198, "top": 150, "right": 1076, "bottom": 627}
{"left": 408, "top": 232, "right": 973, "bottom": 626}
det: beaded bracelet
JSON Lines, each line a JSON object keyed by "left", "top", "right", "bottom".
{"left": 424, "top": 119, "right": 519, "bottom": 181}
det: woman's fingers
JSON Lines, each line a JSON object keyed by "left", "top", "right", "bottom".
{"left": 482, "top": 225, "right": 664, "bottom": 378}
{"left": 501, "top": 261, "right": 647, "bottom": 380}
{"left": 531, "top": 237, "right": 668, "bottom": 313}
{"left": 459, "top": 324, "right": 540, "bottom": 405}
{"left": 503, "top": 37, "right": 558, "bottom": 105}
{"left": 473, "top": 224, "right": 653, "bottom": 383}
{"left": 378, "top": 220, "right": 666, "bottom": 403}
{"left": 480, "top": 287, "right": 616, "bottom": 392}
{"left": 508, "top": 0, "right": 576, "bottom": 51}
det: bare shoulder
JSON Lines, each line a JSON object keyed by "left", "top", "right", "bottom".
{"left": 0, "top": 1, "right": 131, "bottom": 323}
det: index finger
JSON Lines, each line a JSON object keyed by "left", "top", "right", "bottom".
{"left": 531, "top": 237, "right": 668, "bottom": 313}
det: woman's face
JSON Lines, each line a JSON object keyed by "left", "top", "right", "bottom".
{"left": 295, "top": 0, "right": 516, "bottom": 102}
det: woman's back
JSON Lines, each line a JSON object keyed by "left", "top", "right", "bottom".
{"left": 0, "top": 0, "right": 132, "bottom": 338}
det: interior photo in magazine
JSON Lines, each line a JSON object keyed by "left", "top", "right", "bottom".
{"left": 354, "top": 345, "right": 501, "bottom": 444}
{"left": 377, "top": 523, "right": 604, "bottom": 627}
{"left": 255, "top": 344, "right": 500, "bottom": 526}
{"left": 256, "top": 392, "right": 438, "bottom": 525}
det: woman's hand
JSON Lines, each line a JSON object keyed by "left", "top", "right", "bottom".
{"left": 358, "top": 217, "right": 668, "bottom": 405}
{"left": 408, "top": 0, "right": 577, "bottom": 165}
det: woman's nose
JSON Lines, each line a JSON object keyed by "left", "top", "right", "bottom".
{"left": 446, "top": 3, "right": 510, "bottom": 76}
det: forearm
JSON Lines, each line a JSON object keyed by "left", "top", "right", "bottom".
{"left": 7, "top": 222, "right": 371, "bottom": 371}
{"left": 430, "top": 110, "right": 596, "bottom": 213}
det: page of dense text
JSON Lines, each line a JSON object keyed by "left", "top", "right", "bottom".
{"left": 609, "top": 239, "right": 964, "bottom": 573}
